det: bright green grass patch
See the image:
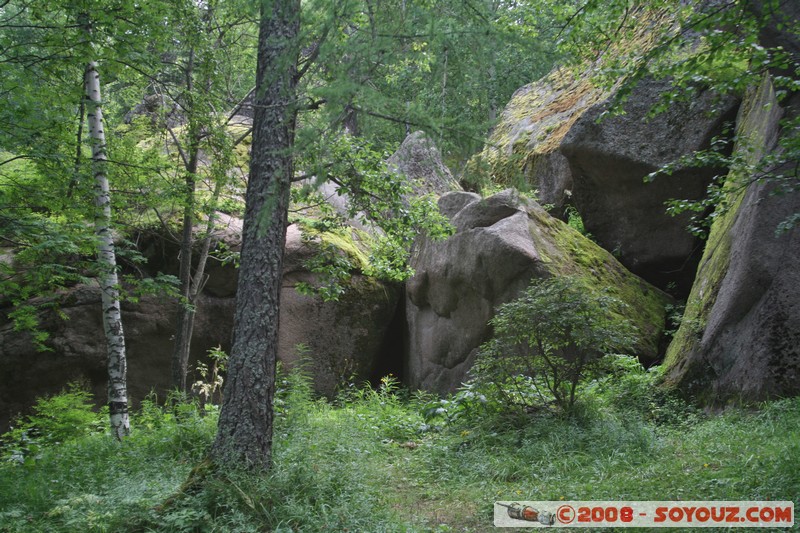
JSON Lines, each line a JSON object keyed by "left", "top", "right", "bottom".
{"left": 1, "top": 381, "right": 798, "bottom": 532}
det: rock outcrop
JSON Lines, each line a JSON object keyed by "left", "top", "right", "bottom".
{"left": 476, "top": 33, "right": 739, "bottom": 296}
{"left": 473, "top": 70, "right": 608, "bottom": 217}
{"left": 405, "top": 188, "right": 670, "bottom": 393}
{"left": 561, "top": 78, "right": 740, "bottom": 295}
{"left": 0, "top": 222, "right": 399, "bottom": 429}
{"left": 479, "top": 67, "right": 739, "bottom": 295}
{"left": 472, "top": 9, "right": 677, "bottom": 220}
{"left": 663, "top": 76, "right": 800, "bottom": 402}
{"left": 388, "top": 131, "right": 460, "bottom": 196}
{"left": 0, "top": 285, "right": 233, "bottom": 431}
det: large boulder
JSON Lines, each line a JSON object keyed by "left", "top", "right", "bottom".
{"left": 476, "top": 31, "right": 739, "bottom": 295}
{"left": 388, "top": 131, "right": 460, "bottom": 196}
{"left": 472, "top": 70, "right": 609, "bottom": 217}
{"left": 405, "top": 188, "right": 670, "bottom": 393}
{"left": 0, "top": 222, "right": 400, "bottom": 429}
{"left": 561, "top": 78, "right": 740, "bottom": 295}
{"left": 471, "top": 10, "right": 677, "bottom": 219}
{"left": 663, "top": 76, "right": 800, "bottom": 402}
{"left": 0, "top": 285, "right": 233, "bottom": 431}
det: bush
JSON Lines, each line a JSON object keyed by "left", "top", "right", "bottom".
{"left": 2, "top": 383, "right": 106, "bottom": 463}
{"left": 472, "top": 276, "right": 638, "bottom": 412}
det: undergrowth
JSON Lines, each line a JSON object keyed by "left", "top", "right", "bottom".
{"left": 1, "top": 368, "right": 798, "bottom": 532}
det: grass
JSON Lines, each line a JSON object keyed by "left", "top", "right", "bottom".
{"left": 1, "top": 375, "right": 798, "bottom": 532}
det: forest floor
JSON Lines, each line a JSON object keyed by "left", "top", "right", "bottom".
{"left": 0, "top": 372, "right": 798, "bottom": 532}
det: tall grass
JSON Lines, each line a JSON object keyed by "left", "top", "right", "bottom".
{"left": 1, "top": 372, "right": 798, "bottom": 532}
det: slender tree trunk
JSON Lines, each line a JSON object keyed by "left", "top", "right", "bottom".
{"left": 85, "top": 61, "right": 130, "bottom": 439}
{"left": 170, "top": 42, "right": 198, "bottom": 392}
{"left": 171, "top": 122, "right": 199, "bottom": 392}
{"left": 66, "top": 98, "right": 84, "bottom": 200}
{"left": 440, "top": 46, "right": 448, "bottom": 145}
{"left": 171, "top": 2, "right": 223, "bottom": 392}
{"left": 173, "top": 178, "right": 222, "bottom": 392}
{"left": 191, "top": 180, "right": 223, "bottom": 301}
{"left": 211, "top": 0, "right": 300, "bottom": 470}
{"left": 486, "top": 0, "right": 499, "bottom": 128}
{"left": 487, "top": 61, "right": 498, "bottom": 125}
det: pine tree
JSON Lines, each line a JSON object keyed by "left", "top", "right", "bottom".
{"left": 211, "top": 0, "right": 301, "bottom": 469}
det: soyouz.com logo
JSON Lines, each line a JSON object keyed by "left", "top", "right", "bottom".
{"left": 493, "top": 501, "right": 795, "bottom": 528}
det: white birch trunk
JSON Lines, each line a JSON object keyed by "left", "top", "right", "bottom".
{"left": 85, "top": 61, "right": 130, "bottom": 439}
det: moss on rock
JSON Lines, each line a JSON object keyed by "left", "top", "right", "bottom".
{"left": 406, "top": 188, "right": 671, "bottom": 392}
{"left": 662, "top": 75, "right": 785, "bottom": 397}
{"left": 317, "top": 228, "right": 372, "bottom": 272}
{"left": 523, "top": 198, "right": 670, "bottom": 359}
{"left": 469, "top": 8, "right": 673, "bottom": 192}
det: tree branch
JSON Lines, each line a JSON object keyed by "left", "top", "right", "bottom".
{"left": 0, "top": 155, "right": 30, "bottom": 167}
{"left": 166, "top": 125, "right": 190, "bottom": 169}
{"left": 225, "top": 86, "right": 256, "bottom": 125}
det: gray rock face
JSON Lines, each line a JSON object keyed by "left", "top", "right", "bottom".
{"left": 561, "top": 78, "right": 740, "bottom": 295}
{"left": 664, "top": 78, "right": 800, "bottom": 402}
{"left": 524, "top": 151, "right": 574, "bottom": 218}
{"left": 279, "top": 275, "right": 400, "bottom": 396}
{"left": 406, "top": 189, "right": 669, "bottom": 393}
{"left": 475, "top": 70, "right": 610, "bottom": 219}
{"left": 388, "top": 131, "right": 460, "bottom": 196}
{"left": 0, "top": 223, "right": 399, "bottom": 429}
{"left": 692, "top": 178, "right": 800, "bottom": 400}
{"left": 0, "top": 285, "right": 234, "bottom": 431}
{"left": 405, "top": 193, "right": 540, "bottom": 392}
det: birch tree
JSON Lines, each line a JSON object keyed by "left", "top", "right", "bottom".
{"left": 84, "top": 60, "right": 130, "bottom": 439}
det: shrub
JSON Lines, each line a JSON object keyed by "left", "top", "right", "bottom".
{"left": 1, "top": 383, "right": 106, "bottom": 463}
{"left": 472, "top": 276, "right": 638, "bottom": 412}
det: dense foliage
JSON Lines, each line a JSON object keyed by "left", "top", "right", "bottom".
{"left": 0, "top": 0, "right": 558, "bottom": 341}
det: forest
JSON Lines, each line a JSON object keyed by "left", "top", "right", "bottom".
{"left": 0, "top": 0, "right": 798, "bottom": 531}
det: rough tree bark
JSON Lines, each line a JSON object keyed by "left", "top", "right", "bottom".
{"left": 85, "top": 61, "right": 130, "bottom": 439}
{"left": 211, "top": 0, "right": 300, "bottom": 469}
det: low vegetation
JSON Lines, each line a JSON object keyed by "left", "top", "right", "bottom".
{"left": 2, "top": 363, "right": 798, "bottom": 532}
{"left": 472, "top": 276, "right": 638, "bottom": 411}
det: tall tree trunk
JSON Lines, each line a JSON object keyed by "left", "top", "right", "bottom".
{"left": 85, "top": 61, "right": 130, "bottom": 439}
{"left": 171, "top": 119, "right": 200, "bottom": 392}
{"left": 66, "top": 98, "right": 84, "bottom": 200}
{"left": 487, "top": 60, "right": 498, "bottom": 126}
{"left": 211, "top": 0, "right": 300, "bottom": 470}
{"left": 171, "top": 42, "right": 198, "bottom": 393}
{"left": 171, "top": 2, "right": 222, "bottom": 392}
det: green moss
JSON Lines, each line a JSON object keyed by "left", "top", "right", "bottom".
{"left": 318, "top": 228, "right": 372, "bottom": 272}
{"left": 526, "top": 202, "right": 670, "bottom": 358}
{"left": 472, "top": 8, "right": 673, "bottom": 191}
{"left": 474, "top": 72, "right": 608, "bottom": 187}
{"left": 663, "top": 75, "right": 779, "bottom": 380}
